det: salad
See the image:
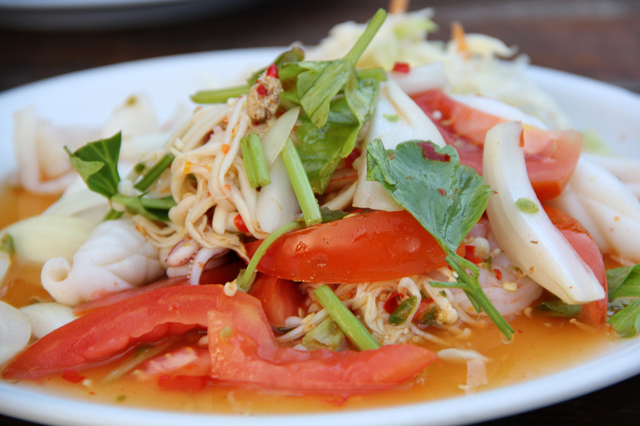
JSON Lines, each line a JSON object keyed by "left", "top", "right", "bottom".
{"left": 1, "top": 7, "right": 640, "bottom": 413}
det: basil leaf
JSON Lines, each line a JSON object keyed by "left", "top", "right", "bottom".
{"left": 65, "top": 132, "right": 121, "bottom": 198}
{"left": 367, "top": 139, "right": 513, "bottom": 339}
{"left": 607, "top": 264, "right": 640, "bottom": 337}
{"left": 537, "top": 301, "right": 581, "bottom": 318}
{"left": 608, "top": 264, "right": 640, "bottom": 300}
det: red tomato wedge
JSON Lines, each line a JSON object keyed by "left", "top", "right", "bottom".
{"left": 208, "top": 310, "right": 436, "bottom": 392}
{"left": 245, "top": 210, "right": 448, "bottom": 283}
{"left": 248, "top": 273, "right": 305, "bottom": 328}
{"left": 411, "top": 90, "right": 582, "bottom": 201}
{"left": 545, "top": 205, "right": 608, "bottom": 326}
{"left": 3, "top": 285, "right": 275, "bottom": 380}
{"left": 73, "top": 260, "right": 244, "bottom": 315}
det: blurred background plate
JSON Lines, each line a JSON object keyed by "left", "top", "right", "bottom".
{"left": 0, "top": 0, "right": 266, "bottom": 31}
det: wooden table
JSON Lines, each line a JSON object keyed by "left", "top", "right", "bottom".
{"left": 1, "top": 0, "right": 639, "bottom": 424}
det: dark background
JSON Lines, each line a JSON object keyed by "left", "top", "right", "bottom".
{"left": 1, "top": 0, "right": 639, "bottom": 425}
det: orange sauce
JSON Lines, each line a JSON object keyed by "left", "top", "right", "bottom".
{"left": 0, "top": 182, "right": 618, "bottom": 414}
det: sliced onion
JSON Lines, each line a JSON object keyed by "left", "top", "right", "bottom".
{"left": 261, "top": 107, "right": 300, "bottom": 168}
{"left": 483, "top": 121, "right": 604, "bottom": 304}
{"left": 353, "top": 79, "right": 445, "bottom": 211}
{"left": 19, "top": 303, "right": 76, "bottom": 339}
{"left": 256, "top": 155, "right": 299, "bottom": 233}
{"left": 0, "top": 301, "right": 31, "bottom": 366}
{"left": 6, "top": 215, "right": 94, "bottom": 264}
{"left": 390, "top": 62, "right": 449, "bottom": 95}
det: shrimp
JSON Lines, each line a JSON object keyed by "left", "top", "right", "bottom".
{"left": 452, "top": 218, "right": 544, "bottom": 317}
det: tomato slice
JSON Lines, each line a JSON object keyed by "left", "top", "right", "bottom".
{"left": 246, "top": 210, "right": 448, "bottom": 283}
{"left": 208, "top": 310, "right": 436, "bottom": 392}
{"left": 544, "top": 205, "right": 608, "bottom": 326}
{"left": 248, "top": 273, "right": 305, "bottom": 328}
{"left": 3, "top": 285, "right": 275, "bottom": 380}
{"left": 411, "top": 90, "right": 581, "bottom": 201}
{"left": 73, "top": 260, "right": 244, "bottom": 314}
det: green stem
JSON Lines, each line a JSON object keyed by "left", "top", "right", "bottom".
{"left": 344, "top": 9, "right": 387, "bottom": 65}
{"left": 238, "top": 220, "right": 305, "bottom": 292}
{"left": 134, "top": 154, "right": 174, "bottom": 192}
{"left": 241, "top": 133, "right": 271, "bottom": 188}
{"left": 356, "top": 67, "right": 388, "bottom": 82}
{"left": 190, "top": 85, "right": 250, "bottom": 104}
{"left": 313, "top": 285, "right": 381, "bottom": 351}
{"left": 282, "top": 139, "right": 322, "bottom": 226}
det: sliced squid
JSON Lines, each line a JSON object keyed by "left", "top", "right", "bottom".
{"left": 41, "top": 219, "right": 163, "bottom": 306}
{"left": 550, "top": 156, "right": 640, "bottom": 262}
{"left": 483, "top": 121, "right": 604, "bottom": 304}
{"left": 353, "top": 78, "right": 445, "bottom": 211}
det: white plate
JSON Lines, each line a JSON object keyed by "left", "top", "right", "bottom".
{"left": 1, "top": 48, "right": 640, "bottom": 426}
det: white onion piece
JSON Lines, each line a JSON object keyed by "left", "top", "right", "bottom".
{"left": 484, "top": 122, "right": 604, "bottom": 303}
{"left": 0, "top": 301, "right": 31, "bottom": 366}
{"left": 6, "top": 215, "right": 95, "bottom": 264}
{"left": 19, "top": 303, "right": 76, "bottom": 339}
{"left": 451, "top": 94, "right": 548, "bottom": 130}
{"left": 256, "top": 155, "right": 300, "bottom": 233}
{"left": 353, "top": 79, "right": 445, "bottom": 211}
{"left": 550, "top": 157, "right": 640, "bottom": 262}
{"left": 44, "top": 187, "right": 109, "bottom": 227}
{"left": 390, "top": 62, "right": 449, "bottom": 95}
{"left": 261, "top": 107, "right": 300, "bottom": 167}
{"left": 437, "top": 348, "right": 489, "bottom": 363}
{"left": 101, "top": 94, "right": 159, "bottom": 140}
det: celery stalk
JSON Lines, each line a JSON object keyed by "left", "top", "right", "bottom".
{"left": 282, "top": 139, "right": 322, "bottom": 226}
{"left": 313, "top": 285, "right": 381, "bottom": 351}
{"left": 190, "top": 85, "right": 250, "bottom": 104}
{"left": 241, "top": 133, "right": 271, "bottom": 188}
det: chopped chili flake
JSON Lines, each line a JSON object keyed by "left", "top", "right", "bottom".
{"left": 494, "top": 268, "right": 503, "bottom": 280}
{"left": 464, "top": 245, "right": 483, "bottom": 264}
{"left": 344, "top": 147, "right": 361, "bottom": 169}
{"left": 266, "top": 63, "right": 279, "bottom": 78}
{"left": 437, "top": 188, "right": 446, "bottom": 196}
{"left": 233, "top": 214, "right": 249, "bottom": 233}
{"left": 418, "top": 142, "right": 451, "bottom": 162}
{"left": 392, "top": 62, "right": 411, "bottom": 73}
{"left": 256, "top": 84, "right": 268, "bottom": 97}
{"left": 221, "top": 144, "right": 230, "bottom": 154}
{"left": 224, "top": 184, "right": 232, "bottom": 192}
{"left": 62, "top": 369, "right": 86, "bottom": 383}
{"left": 383, "top": 292, "right": 404, "bottom": 314}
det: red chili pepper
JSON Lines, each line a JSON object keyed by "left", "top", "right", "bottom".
{"left": 233, "top": 214, "right": 249, "bottom": 233}
{"left": 384, "top": 292, "right": 404, "bottom": 314}
{"left": 256, "top": 84, "right": 268, "bottom": 97}
{"left": 493, "top": 268, "right": 503, "bottom": 280}
{"left": 266, "top": 64, "right": 279, "bottom": 78}
{"left": 392, "top": 62, "right": 411, "bottom": 73}
{"left": 62, "top": 369, "right": 85, "bottom": 383}
{"left": 464, "top": 245, "right": 483, "bottom": 264}
{"left": 344, "top": 147, "right": 361, "bottom": 169}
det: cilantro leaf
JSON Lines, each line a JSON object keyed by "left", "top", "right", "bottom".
{"left": 65, "top": 132, "right": 121, "bottom": 198}
{"left": 367, "top": 139, "right": 513, "bottom": 339}
{"left": 607, "top": 264, "right": 640, "bottom": 337}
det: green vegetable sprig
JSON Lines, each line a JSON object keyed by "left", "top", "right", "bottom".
{"left": 66, "top": 132, "right": 176, "bottom": 222}
{"left": 367, "top": 139, "right": 514, "bottom": 339}
{"left": 607, "top": 264, "right": 640, "bottom": 337}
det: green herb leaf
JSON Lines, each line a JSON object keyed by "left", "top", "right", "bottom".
{"left": 537, "top": 301, "right": 581, "bottom": 318}
{"left": 367, "top": 139, "right": 513, "bottom": 339}
{"left": 296, "top": 97, "right": 361, "bottom": 193}
{"left": 246, "top": 46, "right": 305, "bottom": 85}
{"left": 607, "top": 264, "right": 640, "bottom": 337}
{"left": 295, "top": 9, "right": 386, "bottom": 128}
{"left": 389, "top": 295, "right": 417, "bottom": 325}
{"left": 65, "top": 132, "right": 121, "bottom": 198}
